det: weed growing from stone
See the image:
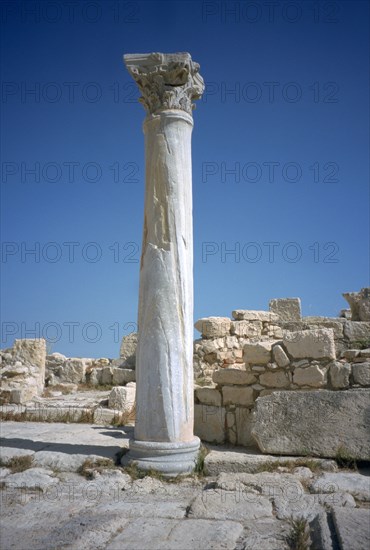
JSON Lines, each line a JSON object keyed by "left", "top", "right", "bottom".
{"left": 335, "top": 445, "right": 358, "bottom": 470}
{"left": 194, "top": 444, "right": 209, "bottom": 476}
{"left": 109, "top": 406, "right": 136, "bottom": 427}
{"left": 6, "top": 455, "right": 34, "bottom": 473}
{"left": 78, "top": 458, "right": 116, "bottom": 479}
{"left": 286, "top": 516, "right": 311, "bottom": 550}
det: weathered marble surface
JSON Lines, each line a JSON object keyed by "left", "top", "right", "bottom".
{"left": 123, "top": 52, "right": 204, "bottom": 474}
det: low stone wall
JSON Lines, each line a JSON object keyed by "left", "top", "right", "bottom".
{"left": 193, "top": 295, "right": 370, "bottom": 382}
{"left": 46, "top": 354, "right": 135, "bottom": 388}
{"left": 193, "top": 311, "right": 282, "bottom": 381}
{"left": 194, "top": 331, "right": 370, "bottom": 447}
{"left": 0, "top": 337, "right": 137, "bottom": 404}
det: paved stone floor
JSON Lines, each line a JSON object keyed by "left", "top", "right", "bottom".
{"left": 1, "top": 422, "right": 369, "bottom": 549}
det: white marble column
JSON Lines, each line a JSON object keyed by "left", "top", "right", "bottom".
{"left": 123, "top": 53, "right": 204, "bottom": 475}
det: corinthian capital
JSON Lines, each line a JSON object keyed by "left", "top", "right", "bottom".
{"left": 124, "top": 52, "right": 204, "bottom": 115}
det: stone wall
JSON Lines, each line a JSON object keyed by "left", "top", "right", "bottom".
{"left": 0, "top": 336, "right": 137, "bottom": 404}
{"left": 193, "top": 294, "right": 370, "bottom": 382}
{"left": 46, "top": 354, "right": 135, "bottom": 388}
{"left": 194, "top": 327, "right": 370, "bottom": 446}
{"left": 193, "top": 292, "right": 370, "bottom": 447}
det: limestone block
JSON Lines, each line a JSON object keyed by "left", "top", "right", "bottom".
{"left": 108, "top": 385, "right": 136, "bottom": 412}
{"left": 119, "top": 332, "right": 137, "bottom": 367}
{"left": 222, "top": 386, "right": 255, "bottom": 406}
{"left": 333, "top": 509, "right": 370, "bottom": 550}
{"left": 267, "top": 325, "right": 283, "bottom": 339}
{"left": 91, "top": 358, "right": 110, "bottom": 368}
{"left": 352, "top": 362, "right": 370, "bottom": 386}
{"left": 230, "top": 320, "right": 262, "bottom": 338}
{"left": 235, "top": 407, "right": 255, "bottom": 447}
{"left": 224, "top": 335, "right": 239, "bottom": 348}
{"left": 10, "top": 387, "right": 38, "bottom": 404}
{"left": 259, "top": 370, "right": 291, "bottom": 388}
{"left": 13, "top": 338, "right": 46, "bottom": 370}
{"left": 304, "top": 317, "right": 345, "bottom": 339}
{"left": 58, "top": 358, "right": 86, "bottom": 384}
{"left": 194, "top": 317, "right": 231, "bottom": 338}
{"left": 100, "top": 367, "right": 113, "bottom": 385}
{"left": 329, "top": 361, "right": 351, "bottom": 389}
{"left": 343, "top": 287, "right": 370, "bottom": 321}
{"left": 107, "top": 518, "right": 244, "bottom": 550}
{"left": 293, "top": 365, "right": 327, "bottom": 387}
{"left": 111, "top": 367, "right": 136, "bottom": 385}
{"left": 359, "top": 348, "right": 370, "bottom": 358}
{"left": 269, "top": 298, "right": 301, "bottom": 322}
{"left": 243, "top": 341, "right": 272, "bottom": 365}
{"left": 283, "top": 328, "right": 336, "bottom": 360}
{"left": 195, "top": 387, "right": 222, "bottom": 407}
{"left": 2, "top": 468, "right": 59, "bottom": 492}
{"left": 232, "top": 310, "right": 279, "bottom": 322}
{"left": 201, "top": 340, "right": 219, "bottom": 355}
{"left": 252, "top": 389, "right": 370, "bottom": 459}
{"left": 212, "top": 368, "right": 257, "bottom": 386}
{"left": 342, "top": 349, "right": 359, "bottom": 360}
{"left": 272, "top": 344, "right": 290, "bottom": 367}
{"left": 344, "top": 321, "right": 370, "bottom": 342}
{"left": 273, "top": 492, "right": 355, "bottom": 522}
{"left": 194, "top": 404, "right": 225, "bottom": 444}
{"left": 204, "top": 352, "right": 219, "bottom": 365}
{"left": 188, "top": 489, "right": 273, "bottom": 521}
{"left": 310, "top": 472, "right": 370, "bottom": 502}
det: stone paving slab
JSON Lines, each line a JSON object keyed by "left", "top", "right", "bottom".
{"left": 1, "top": 422, "right": 370, "bottom": 549}
{"left": 106, "top": 518, "right": 244, "bottom": 550}
{"left": 204, "top": 448, "right": 337, "bottom": 475}
{"left": 0, "top": 422, "right": 131, "bottom": 461}
{"left": 332, "top": 508, "right": 370, "bottom": 550}
{"left": 310, "top": 472, "right": 370, "bottom": 501}
{"left": 188, "top": 489, "right": 273, "bottom": 521}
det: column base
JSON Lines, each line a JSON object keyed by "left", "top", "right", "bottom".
{"left": 121, "top": 437, "right": 201, "bottom": 477}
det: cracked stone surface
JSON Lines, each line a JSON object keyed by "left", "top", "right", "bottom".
{"left": 1, "top": 422, "right": 369, "bottom": 549}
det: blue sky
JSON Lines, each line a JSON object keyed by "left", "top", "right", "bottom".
{"left": 1, "top": 0, "right": 369, "bottom": 357}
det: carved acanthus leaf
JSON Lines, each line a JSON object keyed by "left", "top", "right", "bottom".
{"left": 125, "top": 53, "right": 204, "bottom": 115}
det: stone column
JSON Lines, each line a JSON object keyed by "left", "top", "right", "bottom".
{"left": 123, "top": 52, "right": 204, "bottom": 475}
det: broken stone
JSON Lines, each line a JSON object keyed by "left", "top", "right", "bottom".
{"left": 343, "top": 287, "right": 370, "bottom": 321}
{"left": 272, "top": 345, "right": 290, "bottom": 368}
{"left": 119, "top": 332, "right": 137, "bottom": 367}
{"left": 108, "top": 386, "right": 136, "bottom": 412}
{"left": 194, "top": 317, "right": 231, "bottom": 338}
{"left": 232, "top": 310, "right": 279, "bottom": 322}
{"left": 269, "top": 298, "right": 302, "bottom": 322}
